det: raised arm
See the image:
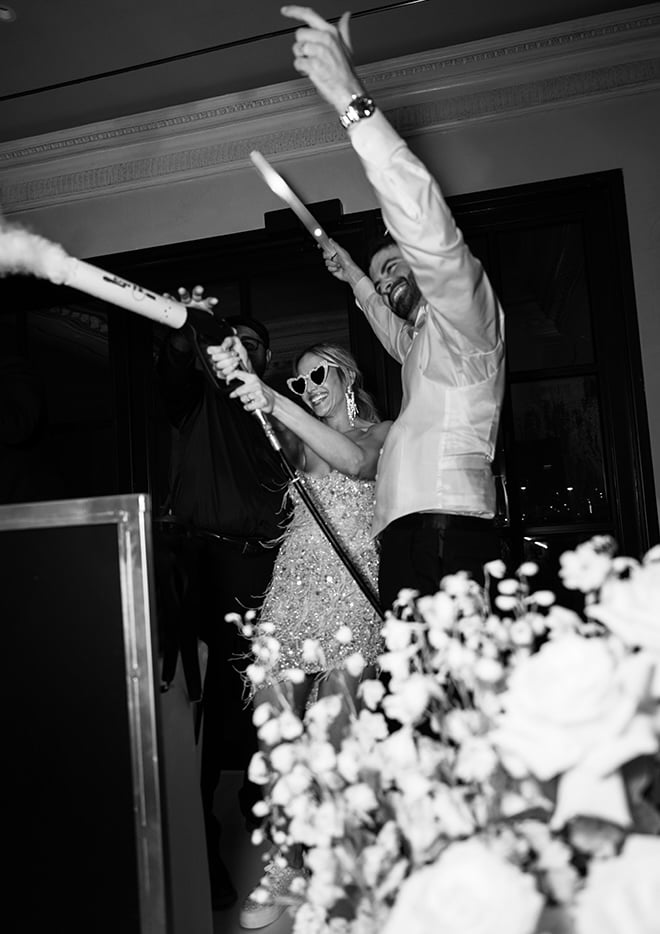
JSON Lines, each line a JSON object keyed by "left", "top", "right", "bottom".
{"left": 207, "top": 339, "right": 390, "bottom": 481}
{"left": 155, "top": 285, "right": 219, "bottom": 428}
{"left": 281, "top": 6, "right": 501, "bottom": 352}
{"left": 323, "top": 239, "right": 413, "bottom": 364}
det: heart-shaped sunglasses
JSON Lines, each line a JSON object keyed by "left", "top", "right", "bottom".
{"left": 287, "top": 362, "right": 338, "bottom": 397}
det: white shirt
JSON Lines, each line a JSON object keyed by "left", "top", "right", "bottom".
{"left": 350, "top": 112, "right": 506, "bottom": 538}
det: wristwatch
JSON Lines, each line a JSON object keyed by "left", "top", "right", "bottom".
{"left": 339, "top": 94, "right": 377, "bottom": 130}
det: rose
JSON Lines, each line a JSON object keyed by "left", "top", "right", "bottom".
{"left": 587, "top": 561, "right": 660, "bottom": 653}
{"left": 381, "top": 839, "right": 543, "bottom": 934}
{"left": 493, "top": 635, "right": 655, "bottom": 782}
{"left": 573, "top": 835, "right": 660, "bottom": 934}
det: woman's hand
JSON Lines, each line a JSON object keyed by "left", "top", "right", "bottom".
{"left": 207, "top": 343, "right": 275, "bottom": 414}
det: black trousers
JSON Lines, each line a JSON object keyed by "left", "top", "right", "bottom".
{"left": 378, "top": 512, "right": 502, "bottom": 612}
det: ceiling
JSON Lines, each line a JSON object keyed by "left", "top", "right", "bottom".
{"left": 0, "top": 1, "right": 656, "bottom": 143}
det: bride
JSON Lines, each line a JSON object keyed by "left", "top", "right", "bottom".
{"left": 208, "top": 337, "right": 391, "bottom": 928}
{"left": 209, "top": 338, "right": 390, "bottom": 704}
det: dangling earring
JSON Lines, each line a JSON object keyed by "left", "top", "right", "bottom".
{"left": 345, "top": 385, "right": 358, "bottom": 427}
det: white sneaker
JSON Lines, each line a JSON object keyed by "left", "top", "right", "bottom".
{"left": 239, "top": 859, "right": 306, "bottom": 930}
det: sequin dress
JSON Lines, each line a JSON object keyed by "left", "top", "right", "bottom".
{"left": 257, "top": 470, "right": 383, "bottom": 682}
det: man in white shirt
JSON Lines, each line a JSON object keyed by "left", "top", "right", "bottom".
{"left": 282, "top": 6, "right": 506, "bottom": 610}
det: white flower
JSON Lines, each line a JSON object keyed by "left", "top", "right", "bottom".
{"left": 382, "top": 673, "right": 434, "bottom": 725}
{"left": 432, "top": 786, "right": 476, "bottom": 838}
{"left": 378, "top": 649, "right": 412, "bottom": 680}
{"left": 531, "top": 589, "right": 555, "bottom": 607}
{"left": 358, "top": 678, "right": 386, "bottom": 710}
{"left": 442, "top": 571, "right": 473, "bottom": 596}
{"left": 494, "top": 636, "right": 657, "bottom": 783}
{"left": 279, "top": 710, "right": 303, "bottom": 740}
{"left": 344, "top": 652, "right": 366, "bottom": 677}
{"left": 257, "top": 717, "right": 282, "bottom": 746}
{"left": 336, "top": 741, "right": 361, "bottom": 783}
{"left": 587, "top": 561, "right": 660, "bottom": 653}
{"left": 252, "top": 800, "right": 269, "bottom": 818}
{"left": 381, "top": 618, "right": 414, "bottom": 650}
{"left": 247, "top": 751, "right": 270, "bottom": 785}
{"left": 644, "top": 544, "right": 660, "bottom": 563}
{"left": 510, "top": 618, "right": 534, "bottom": 646}
{"left": 254, "top": 635, "right": 280, "bottom": 664}
{"left": 334, "top": 625, "right": 353, "bottom": 644}
{"left": 474, "top": 657, "right": 504, "bottom": 683}
{"left": 454, "top": 737, "right": 498, "bottom": 782}
{"left": 292, "top": 902, "right": 326, "bottom": 934}
{"left": 307, "top": 741, "right": 337, "bottom": 775}
{"left": 518, "top": 562, "right": 539, "bottom": 578}
{"left": 444, "top": 709, "right": 484, "bottom": 744}
{"left": 416, "top": 590, "right": 456, "bottom": 629}
{"left": 485, "top": 559, "right": 507, "bottom": 579}
{"left": 344, "top": 782, "right": 379, "bottom": 816}
{"left": 270, "top": 742, "right": 296, "bottom": 774}
{"left": 282, "top": 667, "right": 306, "bottom": 683}
{"left": 252, "top": 702, "right": 274, "bottom": 727}
{"left": 545, "top": 604, "right": 583, "bottom": 638}
{"left": 303, "top": 638, "right": 325, "bottom": 665}
{"left": 558, "top": 541, "right": 613, "bottom": 592}
{"left": 498, "top": 578, "right": 520, "bottom": 595}
{"left": 246, "top": 663, "right": 266, "bottom": 685}
{"left": 379, "top": 728, "right": 419, "bottom": 775}
{"left": 353, "top": 708, "right": 389, "bottom": 745}
{"left": 495, "top": 594, "right": 518, "bottom": 612}
{"left": 573, "top": 835, "right": 660, "bottom": 934}
{"left": 382, "top": 839, "right": 543, "bottom": 934}
{"left": 305, "top": 695, "right": 343, "bottom": 737}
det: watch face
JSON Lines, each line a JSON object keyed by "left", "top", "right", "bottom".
{"left": 342, "top": 96, "right": 376, "bottom": 127}
{"left": 354, "top": 97, "right": 374, "bottom": 117}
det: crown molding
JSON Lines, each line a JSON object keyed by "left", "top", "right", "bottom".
{"left": 2, "top": 4, "right": 659, "bottom": 213}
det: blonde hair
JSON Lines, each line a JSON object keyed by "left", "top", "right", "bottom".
{"left": 293, "top": 342, "right": 380, "bottom": 423}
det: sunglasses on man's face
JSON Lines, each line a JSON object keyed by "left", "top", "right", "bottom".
{"left": 240, "top": 337, "right": 266, "bottom": 353}
{"left": 287, "top": 362, "right": 338, "bottom": 397}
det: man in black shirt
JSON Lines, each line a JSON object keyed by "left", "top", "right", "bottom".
{"left": 156, "top": 291, "right": 288, "bottom": 910}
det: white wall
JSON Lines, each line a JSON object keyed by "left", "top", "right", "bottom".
{"left": 2, "top": 6, "right": 660, "bottom": 518}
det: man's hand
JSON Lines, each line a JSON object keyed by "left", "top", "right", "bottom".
{"left": 163, "top": 284, "right": 219, "bottom": 351}
{"left": 281, "top": 6, "right": 366, "bottom": 114}
{"left": 172, "top": 284, "right": 218, "bottom": 315}
{"left": 323, "top": 238, "right": 367, "bottom": 289}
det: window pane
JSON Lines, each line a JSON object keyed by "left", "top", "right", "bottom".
{"left": 511, "top": 375, "right": 608, "bottom": 526}
{"left": 498, "top": 223, "right": 594, "bottom": 372}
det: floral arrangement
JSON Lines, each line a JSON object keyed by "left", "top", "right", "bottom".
{"left": 240, "top": 536, "right": 660, "bottom": 934}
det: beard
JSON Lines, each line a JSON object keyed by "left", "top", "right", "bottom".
{"left": 387, "top": 275, "right": 422, "bottom": 321}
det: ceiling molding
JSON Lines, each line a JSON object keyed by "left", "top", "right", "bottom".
{"left": 2, "top": 4, "right": 659, "bottom": 213}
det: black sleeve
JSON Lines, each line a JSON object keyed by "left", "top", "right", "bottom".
{"left": 155, "top": 340, "right": 204, "bottom": 430}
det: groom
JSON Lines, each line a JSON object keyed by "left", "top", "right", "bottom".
{"left": 282, "top": 5, "right": 506, "bottom": 610}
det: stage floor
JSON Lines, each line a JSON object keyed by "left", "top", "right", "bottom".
{"left": 213, "top": 770, "right": 294, "bottom": 934}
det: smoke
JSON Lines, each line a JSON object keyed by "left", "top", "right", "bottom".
{"left": 0, "top": 213, "right": 73, "bottom": 284}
